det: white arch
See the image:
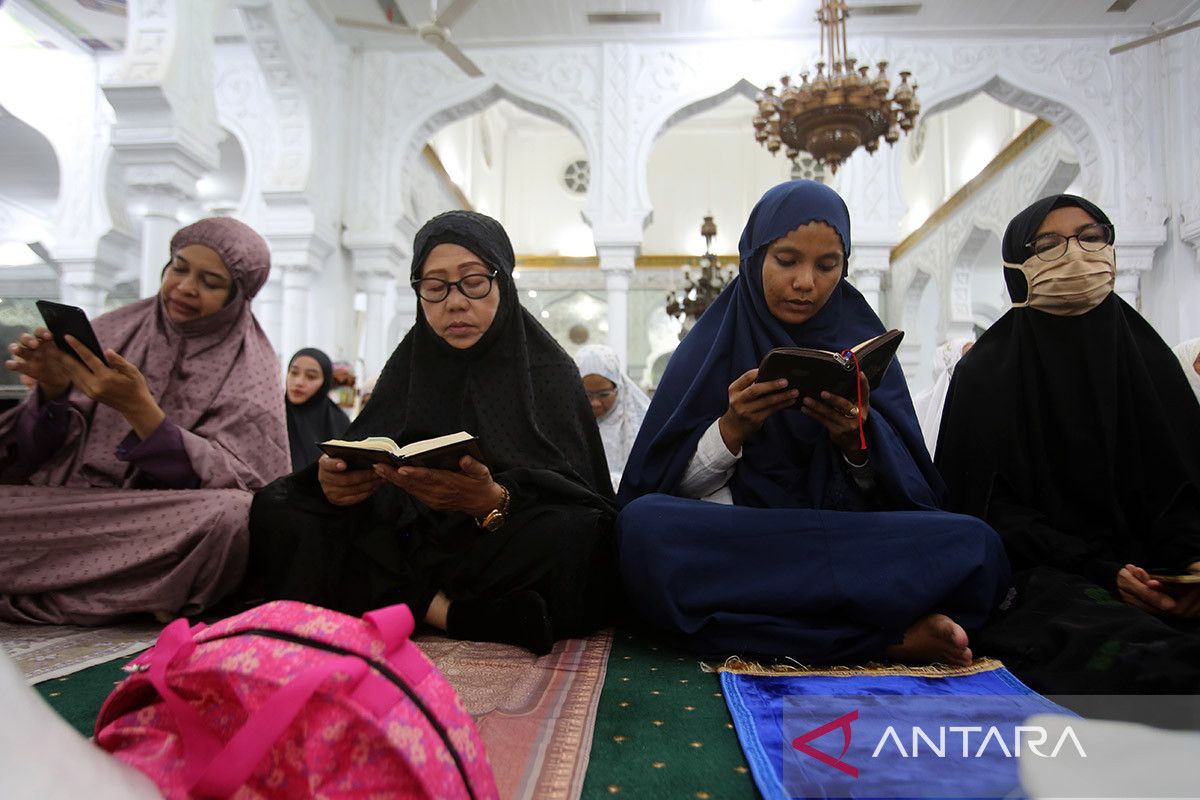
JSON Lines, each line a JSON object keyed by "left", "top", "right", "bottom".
{"left": 917, "top": 70, "right": 1108, "bottom": 206}
{"left": 0, "top": 103, "right": 60, "bottom": 242}
{"left": 388, "top": 78, "right": 598, "bottom": 231}
{"left": 632, "top": 78, "right": 761, "bottom": 221}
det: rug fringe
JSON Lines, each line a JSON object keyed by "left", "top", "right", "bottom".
{"left": 706, "top": 655, "right": 1005, "bottom": 678}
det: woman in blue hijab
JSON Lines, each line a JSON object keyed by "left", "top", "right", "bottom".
{"left": 618, "top": 180, "right": 1010, "bottom": 664}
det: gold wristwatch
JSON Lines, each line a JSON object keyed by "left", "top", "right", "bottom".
{"left": 477, "top": 483, "right": 510, "bottom": 532}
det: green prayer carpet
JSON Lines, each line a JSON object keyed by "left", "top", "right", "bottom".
{"left": 36, "top": 657, "right": 131, "bottom": 737}
{"left": 580, "top": 628, "right": 758, "bottom": 799}
{"left": 34, "top": 626, "right": 760, "bottom": 798}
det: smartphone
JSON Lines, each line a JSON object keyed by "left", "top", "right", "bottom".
{"left": 34, "top": 300, "right": 110, "bottom": 367}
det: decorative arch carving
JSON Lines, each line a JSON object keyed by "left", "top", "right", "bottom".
{"left": 631, "top": 78, "right": 761, "bottom": 219}
{"left": 912, "top": 61, "right": 1110, "bottom": 208}
{"left": 235, "top": 0, "right": 314, "bottom": 194}
{"left": 393, "top": 81, "right": 596, "bottom": 235}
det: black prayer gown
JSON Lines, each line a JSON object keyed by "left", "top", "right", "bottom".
{"left": 936, "top": 195, "right": 1200, "bottom": 693}
{"left": 248, "top": 212, "right": 618, "bottom": 640}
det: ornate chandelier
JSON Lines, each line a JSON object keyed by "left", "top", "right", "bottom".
{"left": 666, "top": 216, "right": 737, "bottom": 340}
{"left": 752, "top": 0, "right": 920, "bottom": 174}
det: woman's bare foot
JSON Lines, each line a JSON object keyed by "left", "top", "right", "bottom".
{"left": 885, "top": 614, "right": 972, "bottom": 666}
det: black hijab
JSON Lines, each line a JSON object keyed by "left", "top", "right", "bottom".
{"left": 344, "top": 210, "right": 613, "bottom": 502}
{"left": 936, "top": 194, "right": 1200, "bottom": 582}
{"left": 285, "top": 347, "right": 351, "bottom": 470}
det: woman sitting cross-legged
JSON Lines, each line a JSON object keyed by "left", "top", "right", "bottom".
{"left": 248, "top": 211, "right": 619, "bottom": 655}
{"left": 617, "top": 180, "right": 1011, "bottom": 665}
{"left": 0, "top": 217, "right": 289, "bottom": 624}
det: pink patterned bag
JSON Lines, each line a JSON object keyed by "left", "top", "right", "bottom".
{"left": 94, "top": 601, "right": 497, "bottom": 800}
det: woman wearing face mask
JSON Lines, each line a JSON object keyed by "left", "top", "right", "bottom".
{"left": 0, "top": 217, "right": 289, "bottom": 624}
{"left": 284, "top": 348, "right": 351, "bottom": 470}
{"left": 618, "top": 181, "right": 1010, "bottom": 664}
{"left": 937, "top": 194, "right": 1200, "bottom": 693}
{"left": 249, "top": 211, "right": 618, "bottom": 655}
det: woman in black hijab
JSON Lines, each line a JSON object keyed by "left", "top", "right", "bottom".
{"left": 249, "top": 211, "right": 618, "bottom": 654}
{"left": 284, "top": 347, "right": 351, "bottom": 470}
{"left": 936, "top": 194, "right": 1200, "bottom": 692}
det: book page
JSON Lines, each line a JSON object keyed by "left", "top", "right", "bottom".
{"left": 321, "top": 436, "right": 401, "bottom": 456}
{"left": 396, "top": 431, "right": 474, "bottom": 458}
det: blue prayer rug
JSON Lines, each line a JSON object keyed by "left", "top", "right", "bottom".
{"left": 720, "top": 658, "right": 1079, "bottom": 799}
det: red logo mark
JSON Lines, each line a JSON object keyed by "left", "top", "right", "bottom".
{"left": 791, "top": 709, "right": 859, "bottom": 778}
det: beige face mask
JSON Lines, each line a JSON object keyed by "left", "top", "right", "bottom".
{"left": 1004, "top": 243, "right": 1115, "bottom": 317}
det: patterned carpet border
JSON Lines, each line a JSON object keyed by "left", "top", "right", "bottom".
{"left": 0, "top": 620, "right": 161, "bottom": 684}
{"left": 416, "top": 629, "right": 613, "bottom": 800}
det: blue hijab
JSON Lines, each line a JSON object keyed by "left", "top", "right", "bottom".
{"left": 618, "top": 180, "right": 943, "bottom": 510}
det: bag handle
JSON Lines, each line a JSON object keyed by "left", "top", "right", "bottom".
{"left": 190, "top": 655, "right": 368, "bottom": 798}
{"left": 145, "top": 618, "right": 223, "bottom": 788}
{"left": 363, "top": 603, "right": 432, "bottom": 685}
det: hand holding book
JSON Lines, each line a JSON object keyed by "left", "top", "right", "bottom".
{"left": 1117, "top": 563, "right": 1200, "bottom": 619}
{"left": 372, "top": 454, "right": 504, "bottom": 518}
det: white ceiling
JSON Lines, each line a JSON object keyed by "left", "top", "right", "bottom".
{"left": 13, "top": 0, "right": 1200, "bottom": 52}
{"left": 325, "top": 0, "right": 1200, "bottom": 49}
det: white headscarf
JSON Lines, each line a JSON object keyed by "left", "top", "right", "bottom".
{"left": 574, "top": 344, "right": 651, "bottom": 485}
{"left": 1172, "top": 337, "right": 1200, "bottom": 406}
{"left": 912, "top": 336, "right": 974, "bottom": 458}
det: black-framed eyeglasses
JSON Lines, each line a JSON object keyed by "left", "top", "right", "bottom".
{"left": 1024, "top": 223, "right": 1114, "bottom": 262}
{"left": 410, "top": 270, "right": 499, "bottom": 303}
{"left": 585, "top": 389, "right": 617, "bottom": 401}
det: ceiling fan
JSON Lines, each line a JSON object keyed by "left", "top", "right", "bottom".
{"left": 335, "top": 0, "right": 483, "bottom": 77}
{"left": 1109, "top": 17, "right": 1200, "bottom": 54}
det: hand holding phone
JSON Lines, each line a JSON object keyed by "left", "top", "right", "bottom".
{"left": 35, "top": 301, "right": 109, "bottom": 367}
{"left": 4, "top": 327, "right": 72, "bottom": 399}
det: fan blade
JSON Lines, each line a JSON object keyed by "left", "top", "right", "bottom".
{"left": 434, "top": 0, "right": 478, "bottom": 29}
{"left": 335, "top": 16, "right": 418, "bottom": 34}
{"left": 430, "top": 34, "right": 484, "bottom": 77}
{"left": 1109, "top": 17, "right": 1200, "bottom": 54}
{"left": 374, "top": 0, "right": 409, "bottom": 27}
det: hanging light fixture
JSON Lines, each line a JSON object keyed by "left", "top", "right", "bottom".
{"left": 752, "top": 0, "right": 920, "bottom": 174}
{"left": 666, "top": 216, "right": 737, "bottom": 340}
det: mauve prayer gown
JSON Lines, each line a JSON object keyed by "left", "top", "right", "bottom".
{"left": 0, "top": 222, "right": 289, "bottom": 625}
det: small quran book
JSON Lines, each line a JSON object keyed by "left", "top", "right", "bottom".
{"left": 1147, "top": 572, "right": 1200, "bottom": 585}
{"left": 318, "top": 431, "right": 485, "bottom": 471}
{"left": 755, "top": 329, "right": 905, "bottom": 402}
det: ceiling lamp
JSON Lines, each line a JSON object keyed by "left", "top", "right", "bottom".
{"left": 666, "top": 216, "right": 737, "bottom": 340}
{"left": 752, "top": 0, "right": 920, "bottom": 174}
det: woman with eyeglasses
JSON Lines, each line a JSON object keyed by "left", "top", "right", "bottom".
{"left": 248, "top": 211, "right": 618, "bottom": 654}
{"left": 936, "top": 194, "right": 1200, "bottom": 692}
{"left": 574, "top": 344, "right": 651, "bottom": 488}
{"left": 0, "top": 217, "right": 289, "bottom": 624}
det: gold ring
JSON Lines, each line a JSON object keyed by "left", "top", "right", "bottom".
{"left": 844, "top": 407, "right": 858, "bottom": 418}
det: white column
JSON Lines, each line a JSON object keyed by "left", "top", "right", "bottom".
{"left": 597, "top": 244, "right": 637, "bottom": 369}
{"left": 897, "top": 342, "right": 921, "bottom": 383}
{"left": 253, "top": 270, "right": 284, "bottom": 357}
{"left": 349, "top": 241, "right": 407, "bottom": 380}
{"left": 136, "top": 191, "right": 187, "bottom": 297}
{"left": 358, "top": 272, "right": 395, "bottom": 380}
{"left": 1114, "top": 243, "right": 1158, "bottom": 310}
{"left": 848, "top": 239, "right": 899, "bottom": 321}
{"left": 56, "top": 244, "right": 122, "bottom": 318}
{"left": 57, "top": 266, "right": 113, "bottom": 318}
{"left": 279, "top": 264, "right": 314, "bottom": 362}
{"left": 101, "top": 0, "right": 222, "bottom": 297}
